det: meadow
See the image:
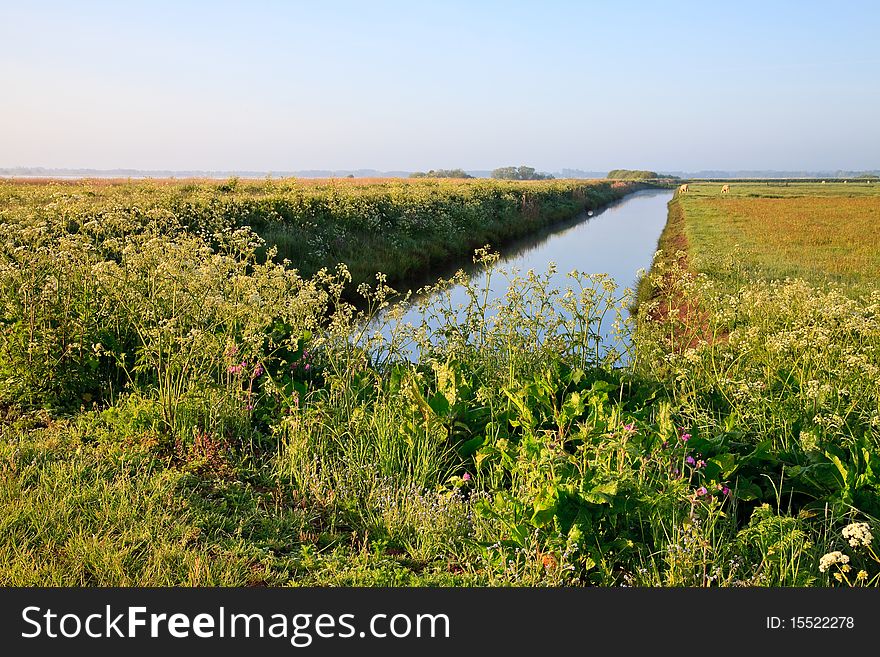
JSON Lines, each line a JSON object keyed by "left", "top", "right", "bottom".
{"left": 669, "top": 181, "right": 880, "bottom": 293}
{"left": 0, "top": 178, "right": 878, "bottom": 586}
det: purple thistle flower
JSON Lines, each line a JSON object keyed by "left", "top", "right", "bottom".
{"left": 722, "top": 486, "right": 730, "bottom": 496}
{"left": 696, "top": 486, "right": 708, "bottom": 496}
{"left": 686, "top": 455, "right": 696, "bottom": 466}
{"left": 680, "top": 432, "right": 691, "bottom": 443}
{"left": 462, "top": 473, "right": 471, "bottom": 482}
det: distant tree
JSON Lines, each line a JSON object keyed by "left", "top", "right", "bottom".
{"left": 607, "top": 169, "right": 660, "bottom": 180}
{"left": 490, "top": 165, "right": 554, "bottom": 180}
{"left": 490, "top": 166, "right": 518, "bottom": 180}
{"left": 409, "top": 168, "right": 473, "bottom": 179}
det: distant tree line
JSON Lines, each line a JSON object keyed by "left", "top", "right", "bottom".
{"left": 606, "top": 169, "right": 661, "bottom": 180}
{"left": 491, "top": 166, "right": 554, "bottom": 180}
{"left": 409, "top": 169, "right": 474, "bottom": 179}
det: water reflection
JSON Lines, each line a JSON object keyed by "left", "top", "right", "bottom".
{"left": 374, "top": 188, "right": 673, "bottom": 357}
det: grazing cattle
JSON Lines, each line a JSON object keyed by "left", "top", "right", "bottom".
{"left": 821, "top": 180, "right": 826, "bottom": 184}
{"left": 678, "top": 183, "right": 689, "bottom": 194}
{"left": 844, "top": 180, "right": 848, "bottom": 184}
{"left": 721, "top": 184, "right": 730, "bottom": 194}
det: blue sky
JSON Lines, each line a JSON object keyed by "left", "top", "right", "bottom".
{"left": 1, "top": 0, "right": 878, "bottom": 171}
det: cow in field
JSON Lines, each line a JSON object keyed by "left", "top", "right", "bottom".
{"left": 721, "top": 184, "right": 730, "bottom": 194}
{"left": 678, "top": 183, "right": 689, "bottom": 194}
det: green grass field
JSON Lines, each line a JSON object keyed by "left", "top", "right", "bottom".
{"left": 674, "top": 182, "right": 880, "bottom": 294}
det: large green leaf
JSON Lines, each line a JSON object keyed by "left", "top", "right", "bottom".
{"left": 583, "top": 480, "right": 618, "bottom": 505}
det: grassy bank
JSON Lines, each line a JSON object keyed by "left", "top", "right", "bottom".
{"left": 0, "top": 177, "right": 639, "bottom": 291}
{"left": 632, "top": 182, "right": 880, "bottom": 585}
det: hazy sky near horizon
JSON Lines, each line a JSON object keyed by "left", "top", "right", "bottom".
{"left": 2, "top": 0, "right": 879, "bottom": 172}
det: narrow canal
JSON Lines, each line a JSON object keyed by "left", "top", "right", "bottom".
{"left": 377, "top": 187, "right": 674, "bottom": 357}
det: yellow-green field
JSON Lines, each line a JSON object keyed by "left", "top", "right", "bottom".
{"left": 674, "top": 182, "right": 880, "bottom": 292}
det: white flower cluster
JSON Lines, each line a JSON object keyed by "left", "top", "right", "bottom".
{"left": 842, "top": 522, "right": 874, "bottom": 548}
{"left": 819, "top": 551, "right": 850, "bottom": 573}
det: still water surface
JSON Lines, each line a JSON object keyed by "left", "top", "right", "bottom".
{"left": 378, "top": 188, "right": 674, "bottom": 354}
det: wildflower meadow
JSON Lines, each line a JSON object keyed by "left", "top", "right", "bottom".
{"left": 0, "top": 178, "right": 877, "bottom": 587}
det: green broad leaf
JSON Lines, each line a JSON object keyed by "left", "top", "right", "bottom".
{"left": 432, "top": 359, "right": 460, "bottom": 407}
{"left": 786, "top": 463, "right": 838, "bottom": 492}
{"left": 734, "top": 480, "right": 763, "bottom": 501}
{"left": 560, "top": 391, "right": 584, "bottom": 424}
{"left": 458, "top": 435, "right": 485, "bottom": 457}
{"left": 590, "top": 380, "right": 616, "bottom": 395}
{"left": 508, "top": 525, "right": 529, "bottom": 548}
{"left": 722, "top": 413, "right": 737, "bottom": 433}
{"left": 530, "top": 488, "right": 559, "bottom": 527}
{"left": 824, "top": 451, "right": 850, "bottom": 487}
{"left": 406, "top": 377, "right": 434, "bottom": 418}
{"left": 861, "top": 448, "right": 877, "bottom": 484}
{"left": 583, "top": 481, "right": 618, "bottom": 505}
{"left": 686, "top": 437, "right": 713, "bottom": 453}
{"left": 745, "top": 439, "right": 774, "bottom": 463}
{"left": 504, "top": 390, "right": 534, "bottom": 428}
{"left": 708, "top": 453, "right": 738, "bottom": 478}
{"left": 427, "top": 391, "right": 450, "bottom": 416}
{"left": 701, "top": 460, "right": 722, "bottom": 482}
{"left": 292, "top": 380, "right": 308, "bottom": 397}
{"left": 566, "top": 524, "right": 584, "bottom": 546}
{"left": 474, "top": 448, "right": 495, "bottom": 470}
{"left": 567, "top": 368, "right": 585, "bottom": 385}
